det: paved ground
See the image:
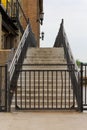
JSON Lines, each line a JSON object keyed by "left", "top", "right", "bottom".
{"left": 0, "top": 111, "right": 87, "bottom": 130}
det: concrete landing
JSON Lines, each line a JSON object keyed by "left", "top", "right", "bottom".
{"left": 0, "top": 112, "right": 87, "bottom": 130}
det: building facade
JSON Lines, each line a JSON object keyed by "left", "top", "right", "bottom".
{"left": 21, "top": 0, "right": 43, "bottom": 47}
{"left": 0, "top": 0, "right": 43, "bottom": 65}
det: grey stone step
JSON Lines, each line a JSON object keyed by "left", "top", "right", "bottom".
{"left": 23, "top": 47, "right": 66, "bottom": 65}
{"left": 26, "top": 48, "right": 64, "bottom": 55}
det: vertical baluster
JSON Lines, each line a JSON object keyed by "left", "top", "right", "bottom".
{"left": 56, "top": 70, "right": 58, "bottom": 108}
{"left": 65, "top": 70, "right": 66, "bottom": 108}
{"left": 85, "top": 65, "right": 86, "bottom": 104}
{"left": 29, "top": 71, "right": 31, "bottom": 109}
{"left": 43, "top": 71, "right": 44, "bottom": 108}
{"left": 69, "top": 70, "right": 70, "bottom": 108}
{"left": 52, "top": 71, "right": 53, "bottom": 108}
{"left": 61, "top": 71, "right": 63, "bottom": 108}
{"left": 47, "top": 71, "right": 49, "bottom": 108}
{"left": 38, "top": 71, "right": 40, "bottom": 108}
{"left": 20, "top": 70, "right": 22, "bottom": 109}
{"left": 72, "top": 65, "right": 75, "bottom": 108}
{"left": 34, "top": 71, "right": 35, "bottom": 109}
{"left": 80, "top": 63, "right": 83, "bottom": 112}
{"left": 25, "top": 71, "right": 26, "bottom": 109}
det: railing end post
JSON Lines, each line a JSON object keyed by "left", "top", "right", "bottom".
{"left": 7, "top": 70, "right": 11, "bottom": 112}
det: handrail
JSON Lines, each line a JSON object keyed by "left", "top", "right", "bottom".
{"left": 54, "top": 19, "right": 81, "bottom": 110}
{"left": 7, "top": 48, "right": 15, "bottom": 69}
{"left": 8, "top": 21, "right": 37, "bottom": 81}
{"left": 54, "top": 19, "right": 78, "bottom": 71}
{"left": 8, "top": 24, "right": 30, "bottom": 81}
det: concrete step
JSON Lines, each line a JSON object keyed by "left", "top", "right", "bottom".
{"left": 26, "top": 48, "right": 64, "bottom": 55}
{"left": 23, "top": 47, "right": 66, "bottom": 65}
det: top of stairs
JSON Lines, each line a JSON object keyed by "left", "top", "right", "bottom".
{"left": 24, "top": 47, "right": 66, "bottom": 65}
{"left": 23, "top": 47, "right": 67, "bottom": 70}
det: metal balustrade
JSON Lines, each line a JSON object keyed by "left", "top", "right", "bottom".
{"left": 13, "top": 64, "right": 78, "bottom": 110}
{"left": 80, "top": 63, "right": 87, "bottom": 111}
{"left": 8, "top": 24, "right": 30, "bottom": 81}
{"left": 54, "top": 19, "right": 81, "bottom": 110}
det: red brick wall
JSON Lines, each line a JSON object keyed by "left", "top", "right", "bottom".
{"left": 21, "top": 0, "right": 40, "bottom": 47}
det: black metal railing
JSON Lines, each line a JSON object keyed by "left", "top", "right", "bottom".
{"left": 6, "top": 22, "right": 37, "bottom": 112}
{"left": 80, "top": 63, "right": 87, "bottom": 111}
{"left": 6, "top": 48, "right": 15, "bottom": 69}
{"left": 54, "top": 19, "right": 81, "bottom": 110}
{"left": 0, "top": 65, "right": 7, "bottom": 112}
{"left": 12, "top": 64, "right": 79, "bottom": 110}
{"left": 8, "top": 24, "right": 30, "bottom": 82}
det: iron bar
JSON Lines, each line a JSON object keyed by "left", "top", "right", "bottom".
{"left": 13, "top": 64, "right": 79, "bottom": 111}
{"left": 52, "top": 71, "right": 53, "bottom": 108}
{"left": 34, "top": 71, "right": 35, "bottom": 108}
{"left": 61, "top": 71, "right": 63, "bottom": 108}
{"left": 47, "top": 71, "right": 49, "bottom": 108}
{"left": 29, "top": 71, "right": 31, "bottom": 108}
{"left": 43, "top": 71, "right": 44, "bottom": 108}
{"left": 38, "top": 71, "right": 40, "bottom": 108}
{"left": 20, "top": 71, "right": 22, "bottom": 109}
{"left": 25, "top": 71, "right": 26, "bottom": 109}
{"left": 56, "top": 71, "right": 58, "bottom": 108}
{"left": 69, "top": 70, "right": 71, "bottom": 108}
{"left": 65, "top": 71, "right": 66, "bottom": 108}
{"left": 5, "top": 65, "right": 7, "bottom": 111}
{"left": 85, "top": 65, "right": 86, "bottom": 104}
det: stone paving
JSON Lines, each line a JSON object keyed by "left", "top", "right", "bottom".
{"left": 0, "top": 111, "right": 87, "bottom": 130}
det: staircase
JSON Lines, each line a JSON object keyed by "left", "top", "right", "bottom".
{"left": 24, "top": 48, "right": 66, "bottom": 64}
{"left": 11, "top": 47, "right": 77, "bottom": 111}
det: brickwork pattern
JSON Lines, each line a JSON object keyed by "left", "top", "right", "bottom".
{"left": 21, "top": 0, "right": 40, "bottom": 47}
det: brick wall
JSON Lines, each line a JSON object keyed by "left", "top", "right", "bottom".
{"left": 21, "top": 0, "right": 40, "bottom": 47}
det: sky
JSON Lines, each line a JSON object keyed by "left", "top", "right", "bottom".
{"left": 40, "top": 0, "right": 87, "bottom": 62}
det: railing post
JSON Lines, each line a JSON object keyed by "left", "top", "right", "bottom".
{"left": 7, "top": 67, "right": 11, "bottom": 112}
{"left": 80, "top": 63, "right": 83, "bottom": 112}
{"left": 16, "top": 0, "right": 19, "bottom": 20}
{"left": 0, "top": 13, "right": 2, "bottom": 49}
{"left": 5, "top": 65, "right": 8, "bottom": 111}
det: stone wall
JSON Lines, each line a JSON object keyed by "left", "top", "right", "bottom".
{"left": 0, "top": 50, "right": 11, "bottom": 65}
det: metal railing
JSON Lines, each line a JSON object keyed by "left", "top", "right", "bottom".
{"left": 8, "top": 22, "right": 37, "bottom": 82}
{"left": 54, "top": 19, "right": 81, "bottom": 110}
{"left": 6, "top": 48, "right": 15, "bottom": 69}
{"left": 8, "top": 24, "right": 30, "bottom": 81}
{"left": 14, "top": 64, "right": 78, "bottom": 110}
{"left": 80, "top": 63, "right": 87, "bottom": 111}
{"left": 0, "top": 65, "right": 7, "bottom": 112}
{"left": 54, "top": 19, "right": 78, "bottom": 71}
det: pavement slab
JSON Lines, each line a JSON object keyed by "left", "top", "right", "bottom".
{"left": 0, "top": 111, "right": 87, "bottom": 130}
